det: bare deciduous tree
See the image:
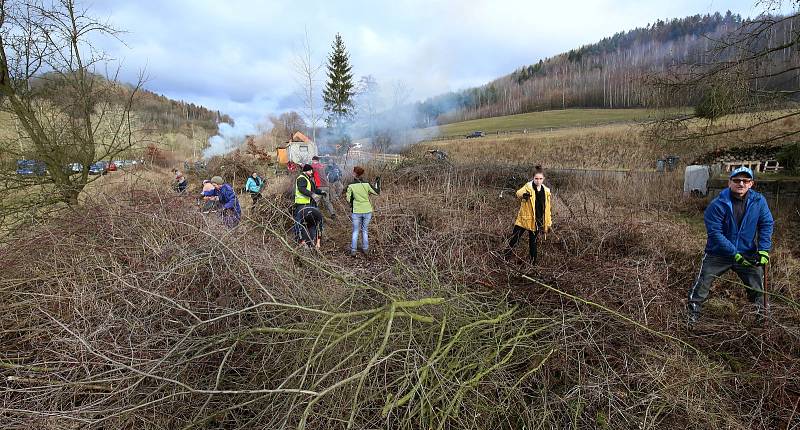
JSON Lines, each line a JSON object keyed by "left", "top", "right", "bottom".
{"left": 391, "top": 79, "right": 412, "bottom": 109}
{"left": 268, "top": 111, "right": 307, "bottom": 143}
{"left": 355, "top": 74, "right": 380, "bottom": 140}
{"left": 293, "top": 27, "right": 322, "bottom": 143}
{"left": 0, "top": 0, "right": 143, "bottom": 224}
{"left": 648, "top": 4, "right": 800, "bottom": 145}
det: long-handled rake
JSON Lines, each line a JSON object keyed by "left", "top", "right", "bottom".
{"left": 763, "top": 262, "right": 769, "bottom": 324}
{"left": 751, "top": 255, "right": 770, "bottom": 327}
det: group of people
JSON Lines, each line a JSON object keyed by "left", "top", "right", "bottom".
{"left": 197, "top": 171, "right": 268, "bottom": 228}
{"left": 173, "top": 167, "right": 242, "bottom": 227}
{"left": 182, "top": 158, "right": 775, "bottom": 326}
{"left": 291, "top": 157, "right": 378, "bottom": 255}
{"left": 182, "top": 156, "right": 377, "bottom": 257}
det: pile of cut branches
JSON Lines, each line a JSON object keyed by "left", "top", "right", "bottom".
{"left": 1, "top": 160, "right": 799, "bottom": 429}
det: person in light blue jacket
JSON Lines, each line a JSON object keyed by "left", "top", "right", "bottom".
{"left": 687, "top": 166, "right": 774, "bottom": 325}
{"left": 245, "top": 172, "right": 264, "bottom": 209}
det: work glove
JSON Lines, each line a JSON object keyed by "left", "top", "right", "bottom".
{"left": 522, "top": 192, "right": 531, "bottom": 200}
{"left": 734, "top": 253, "right": 754, "bottom": 267}
{"left": 755, "top": 250, "right": 770, "bottom": 266}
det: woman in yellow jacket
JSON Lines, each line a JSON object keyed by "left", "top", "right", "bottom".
{"left": 503, "top": 165, "right": 552, "bottom": 265}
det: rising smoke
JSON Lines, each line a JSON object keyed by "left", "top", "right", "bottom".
{"left": 320, "top": 80, "right": 441, "bottom": 154}
{"left": 204, "top": 79, "right": 453, "bottom": 157}
{"left": 202, "top": 121, "right": 258, "bottom": 159}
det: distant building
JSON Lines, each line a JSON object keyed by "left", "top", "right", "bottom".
{"left": 276, "top": 131, "right": 318, "bottom": 165}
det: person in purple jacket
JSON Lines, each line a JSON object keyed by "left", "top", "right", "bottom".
{"left": 687, "top": 166, "right": 774, "bottom": 326}
{"left": 203, "top": 176, "right": 241, "bottom": 227}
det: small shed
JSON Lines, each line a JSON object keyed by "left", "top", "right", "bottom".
{"left": 276, "top": 132, "right": 317, "bottom": 165}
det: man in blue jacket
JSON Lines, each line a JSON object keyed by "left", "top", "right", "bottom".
{"left": 688, "top": 166, "right": 774, "bottom": 325}
{"left": 203, "top": 176, "right": 241, "bottom": 228}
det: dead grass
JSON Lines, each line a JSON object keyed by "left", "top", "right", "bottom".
{"left": 425, "top": 111, "right": 800, "bottom": 171}
{"left": 424, "top": 123, "right": 697, "bottom": 170}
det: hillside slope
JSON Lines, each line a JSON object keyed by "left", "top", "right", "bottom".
{"left": 416, "top": 11, "right": 797, "bottom": 125}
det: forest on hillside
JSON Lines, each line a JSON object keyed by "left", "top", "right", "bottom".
{"left": 135, "top": 88, "right": 232, "bottom": 133}
{"left": 29, "top": 72, "right": 231, "bottom": 134}
{"left": 416, "top": 11, "right": 800, "bottom": 125}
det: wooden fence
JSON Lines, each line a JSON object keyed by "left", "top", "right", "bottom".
{"left": 344, "top": 150, "right": 404, "bottom": 164}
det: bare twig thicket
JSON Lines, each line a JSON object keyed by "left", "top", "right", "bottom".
{"left": 646, "top": 10, "right": 800, "bottom": 146}
{"left": 1, "top": 159, "right": 799, "bottom": 429}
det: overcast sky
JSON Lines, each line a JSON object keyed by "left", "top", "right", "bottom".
{"left": 87, "top": 0, "right": 782, "bottom": 126}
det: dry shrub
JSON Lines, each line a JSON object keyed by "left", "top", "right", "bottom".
{"left": 1, "top": 159, "right": 799, "bottom": 429}
{"left": 370, "top": 161, "right": 800, "bottom": 428}
{"left": 144, "top": 143, "right": 180, "bottom": 169}
{"left": 204, "top": 152, "right": 271, "bottom": 190}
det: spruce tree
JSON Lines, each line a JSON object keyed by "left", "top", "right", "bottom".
{"left": 322, "top": 33, "right": 355, "bottom": 134}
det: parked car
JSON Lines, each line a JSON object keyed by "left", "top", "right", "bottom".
{"left": 88, "top": 161, "right": 108, "bottom": 175}
{"left": 107, "top": 161, "right": 117, "bottom": 172}
{"left": 16, "top": 159, "right": 47, "bottom": 176}
{"left": 465, "top": 131, "right": 485, "bottom": 139}
{"left": 65, "top": 162, "right": 83, "bottom": 175}
{"left": 115, "top": 160, "right": 134, "bottom": 169}
{"left": 183, "top": 160, "right": 207, "bottom": 174}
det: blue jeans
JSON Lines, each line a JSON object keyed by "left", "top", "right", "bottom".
{"left": 351, "top": 212, "right": 372, "bottom": 251}
{"left": 293, "top": 204, "right": 309, "bottom": 241}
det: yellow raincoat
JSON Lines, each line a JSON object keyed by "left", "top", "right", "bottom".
{"left": 514, "top": 182, "right": 552, "bottom": 232}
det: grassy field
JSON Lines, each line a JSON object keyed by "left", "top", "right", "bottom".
{"left": 418, "top": 110, "right": 800, "bottom": 172}
{"left": 429, "top": 108, "right": 678, "bottom": 138}
{"left": 419, "top": 123, "right": 694, "bottom": 170}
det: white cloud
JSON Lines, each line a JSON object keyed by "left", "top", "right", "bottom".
{"left": 84, "top": 0, "right": 778, "bottom": 123}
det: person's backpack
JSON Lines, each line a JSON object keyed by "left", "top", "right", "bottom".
{"left": 326, "top": 165, "right": 341, "bottom": 182}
